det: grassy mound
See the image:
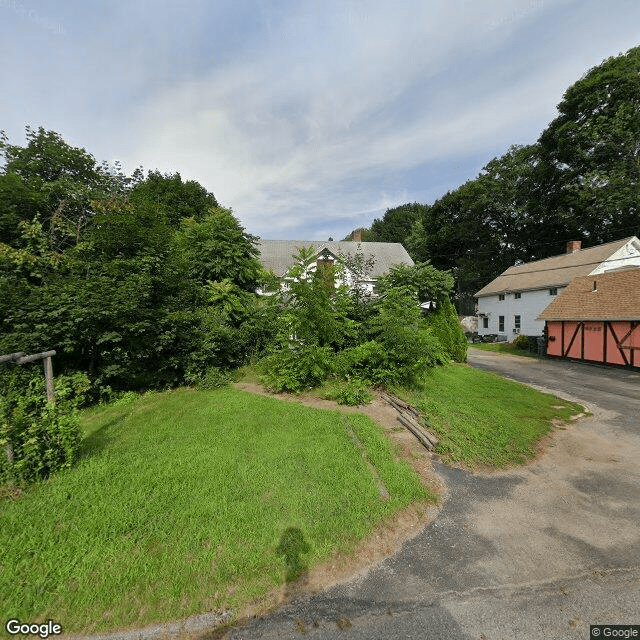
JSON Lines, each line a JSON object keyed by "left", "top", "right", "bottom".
{"left": 1, "top": 387, "right": 431, "bottom": 636}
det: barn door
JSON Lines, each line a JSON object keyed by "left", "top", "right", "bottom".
{"left": 609, "top": 321, "right": 640, "bottom": 367}
{"left": 562, "top": 321, "right": 584, "bottom": 359}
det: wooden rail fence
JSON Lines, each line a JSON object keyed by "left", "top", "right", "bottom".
{"left": 0, "top": 350, "right": 57, "bottom": 464}
{"left": 0, "top": 350, "right": 57, "bottom": 403}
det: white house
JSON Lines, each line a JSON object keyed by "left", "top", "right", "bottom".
{"left": 475, "top": 236, "right": 640, "bottom": 338}
{"left": 254, "top": 238, "right": 414, "bottom": 295}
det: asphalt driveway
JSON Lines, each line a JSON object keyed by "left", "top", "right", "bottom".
{"left": 468, "top": 349, "right": 640, "bottom": 439}
{"left": 217, "top": 350, "right": 640, "bottom": 640}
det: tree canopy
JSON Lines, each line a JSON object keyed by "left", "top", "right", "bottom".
{"left": 362, "top": 46, "right": 640, "bottom": 312}
{"left": 368, "top": 203, "right": 426, "bottom": 243}
{"left": 0, "top": 127, "right": 270, "bottom": 393}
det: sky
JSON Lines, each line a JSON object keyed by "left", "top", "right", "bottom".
{"left": 1, "top": 0, "right": 639, "bottom": 241}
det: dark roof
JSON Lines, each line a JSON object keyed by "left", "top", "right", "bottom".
{"left": 255, "top": 240, "right": 414, "bottom": 278}
{"left": 537, "top": 268, "right": 640, "bottom": 321}
{"left": 475, "top": 237, "right": 638, "bottom": 297}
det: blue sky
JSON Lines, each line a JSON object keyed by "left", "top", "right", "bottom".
{"left": 2, "top": 0, "right": 639, "bottom": 240}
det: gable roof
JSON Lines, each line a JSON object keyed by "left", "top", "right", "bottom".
{"left": 475, "top": 237, "right": 637, "bottom": 297}
{"left": 537, "top": 268, "right": 640, "bottom": 321}
{"left": 255, "top": 240, "right": 414, "bottom": 278}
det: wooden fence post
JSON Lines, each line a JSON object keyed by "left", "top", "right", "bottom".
{"left": 43, "top": 356, "right": 55, "bottom": 403}
{"left": 1, "top": 350, "right": 57, "bottom": 464}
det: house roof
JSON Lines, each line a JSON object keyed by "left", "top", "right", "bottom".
{"left": 475, "top": 237, "right": 637, "bottom": 297}
{"left": 537, "top": 268, "right": 640, "bottom": 321}
{"left": 255, "top": 240, "right": 414, "bottom": 278}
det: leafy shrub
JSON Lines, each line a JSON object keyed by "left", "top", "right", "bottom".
{"left": 111, "top": 391, "right": 141, "bottom": 407}
{"left": 258, "top": 345, "right": 334, "bottom": 393}
{"left": 333, "top": 340, "right": 388, "bottom": 382}
{"left": 512, "top": 334, "right": 529, "bottom": 350}
{"left": 323, "top": 379, "right": 372, "bottom": 405}
{"left": 369, "top": 287, "right": 448, "bottom": 386}
{"left": 54, "top": 371, "right": 92, "bottom": 409}
{"left": 0, "top": 367, "right": 86, "bottom": 485}
{"left": 423, "top": 297, "right": 468, "bottom": 362}
{"left": 183, "top": 294, "right": 279, "bottom": 385}
{"left": 379, "top": 324, "right": 448, "bottom": 386}
{"left": 185, "top": 366, "right": 231, "bottom": 390}
{"left": 256, "top": 253, "right": 459, "bottom": 394}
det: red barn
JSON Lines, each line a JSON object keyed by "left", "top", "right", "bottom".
{"left": 538, "top": 269, "right": 640, "bottom": 369}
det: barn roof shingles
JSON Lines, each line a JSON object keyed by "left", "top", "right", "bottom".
{"left": 475, "top": 237, "right": 635, "bottom": 297}
{"left": 537, "top": 268, "right": 640, "bottom": 321}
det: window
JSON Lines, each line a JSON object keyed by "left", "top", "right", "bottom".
{"left": 549, "top": 287, "right": 558, "bottom": 295}
{"left": 482, "top": 317, "right": 489, "bottom": 329}
{"left": 514, "top": 292, "right": 521, "bottom": 299}
{"left": 498, "top": 294, "right": 505, "bottom": 301}
{"left": 514, "top": 315, "right": 521, "bottom": 331}
{"left": 499, "top": 315, "right": 505, "bottom": 332}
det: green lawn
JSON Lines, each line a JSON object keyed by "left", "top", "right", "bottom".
{"left": 400, "top": 364, "right": 583, "bottom": 468}
{"left": 0, "top": 387, "right": 431, "bottom": 637}
{"left": 470, "top": 342, "right": 541, "bottom": 358}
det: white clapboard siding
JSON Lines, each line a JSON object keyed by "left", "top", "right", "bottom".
{"left": 477, "top": 287, "right": 565, "bottom": 337}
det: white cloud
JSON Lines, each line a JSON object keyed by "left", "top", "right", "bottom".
{"left": 122, "top": 2, "right": 564, "bottom": 233}
{"left": 41, "top": 0, "right": 631, "bottom": 239}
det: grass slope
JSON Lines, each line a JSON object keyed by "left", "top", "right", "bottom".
{"left": 403, "top": 364, "right": 583, "bottom": 468}
{"left": 470, "top": 343, "right": 540, "bottom": 358}
{"left": 1, "top": 387, "right": 431, "bottom": 636}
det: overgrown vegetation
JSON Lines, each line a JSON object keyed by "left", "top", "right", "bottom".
{"left": 0, "top": 366, "right": 89, "bottom": 484}
{"left": 0, "top": 387, "right": 432, "bottom": 635}
{"left": 321, "top": 379, "right": 373, "bottom": 406}
{"left": 0, "top": 127, "right": 276, "bottom": 395}
{"left": 257, "top": 248, "right": 466, "bottom": 393}
{"left": 0, "top": 128, "right": 283, "bottom": 484}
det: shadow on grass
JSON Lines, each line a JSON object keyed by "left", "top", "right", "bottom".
{"left": 79, "top": 414, "right": 126, "bottom": 460}
{"left": 276, "top": 526, "right": 311, "bottom": 587}
{"left": 188, "top": 528, "right": 312, "bottom": 639}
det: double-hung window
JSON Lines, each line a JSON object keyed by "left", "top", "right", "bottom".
{"left": 499, "top": 316, "right": 505, "bottom": 332}
{"left": 514, "top": 315, "right": 521, "bottom": 332}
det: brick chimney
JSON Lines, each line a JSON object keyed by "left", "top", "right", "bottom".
{"left": 352, "top": 228, "right": 363, "bottom": 242}
{"left": 566, "top": 240, "right": 582, "bottom": 254}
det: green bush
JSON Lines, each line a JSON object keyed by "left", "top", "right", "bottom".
{"left": 0, "top": 368, "right": 86, "bottom": 485}
{"left": 369, "top": 287, "right": 448, "bottom": 386}
{"left": 255, "top": 255, "right": 459, "bottom": 394}
{"left": 323, "top": 379, "right": 373, "bottom": 405}
{"left": 512, "top": 334, "right": 529, "bottom": 350}
{"left": 379, "top": 324, "right": 448, "bottom": 386}
{"left": 258, "top": 345, "right": 335, "bottom": 393}
{"left": 334, "top": 340, "right": 388, "bottom": 382}
{"left": 185, "top": 366, "right": 231, "bottom": 390}
{"left": 54, "top": 371, "right": 92, "bottom": 409}
{"left": 423, "top": 297, "right": 468, "bottom": 362}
